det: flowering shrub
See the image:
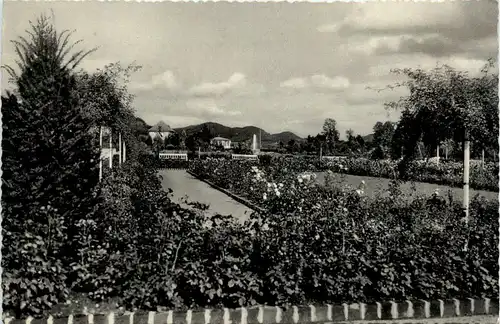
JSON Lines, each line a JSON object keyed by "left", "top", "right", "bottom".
{"left": 260, "top": 155, "right": 497, "bottom": 192}
{"left": 189, "top": 159, "right": 498, "bottom": 304}
{"left": 4, "top": 155, "right": 498, "bottom": 318}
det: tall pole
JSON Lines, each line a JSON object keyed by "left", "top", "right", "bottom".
{"left": 118, "top": 132, "right": 122, "bottom": 166}
{"left": 445, "top": 146, "right": 448, "bottom": 160}
{"left": 109, "top": 128, "right": 113, "bottom": 169}
{"left": 319, "top": 145, "right": 323, "bottom": 160}
{"left": 481, "top": 149, "right": 485, "bottom": 168}
{"left": 463, "top": 129, "right": 470, "bottom": 224}
{"left": 99, "top": 126, "right": 103, "bottom": 181}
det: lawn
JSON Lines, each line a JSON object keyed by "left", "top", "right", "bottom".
{"left": 315, "top": 171, "right": 498, "bottom": 201}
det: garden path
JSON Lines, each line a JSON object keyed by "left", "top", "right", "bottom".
{"left": 158, "top": 169, "right": 253, "bottom": 223}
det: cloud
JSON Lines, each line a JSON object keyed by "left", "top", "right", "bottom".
{"left": 131, "top": 71, "right": 263, "bottom": 100}
{"left": 280, "top": 78, "right": 308, "bottom": 89}
{"left": 318, "top": 2, "right": 497, "bottom": 52}
{"left": 130, "top": 70, "right": 181, "bottom": 92}
{"left": 368, "top": 55, "right": 491, "bottom": 78}
{"left": 280, "top": 75, "right": 350, "bottom": 91}
{"left": 342, "top": 34, "right": 465, "bottom": 58}
{"left": 188, "top": 73, "right": 247, "bottom": 97}
{"left": 311, "top": 75, "right": 350, "bottom": 90}
{"left": 318, "top": 4, "right": 461, "bottom": 36}
{"left": 151, "top": 71, "right": 180, "bottom": 90}
{"left": 185, "top": 99, "right": 242, "bottom": 117}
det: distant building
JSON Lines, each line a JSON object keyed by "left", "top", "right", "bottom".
{"left": 149, "top": 121, "right": 174, "bottom": 140}
{"left": 211, "top": 136, "right": 231, "bottom": 149}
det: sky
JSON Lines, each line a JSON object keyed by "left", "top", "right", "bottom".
{"left": 2, "top": 1, "right": 498, "bottom": 138}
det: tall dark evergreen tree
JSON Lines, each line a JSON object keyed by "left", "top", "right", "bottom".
{"left": 2, "top": 15, "right": 99, "bottom": 257}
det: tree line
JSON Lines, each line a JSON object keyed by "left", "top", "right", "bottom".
{"left": 282, "top": 61, "right": 499, "bottom": 161}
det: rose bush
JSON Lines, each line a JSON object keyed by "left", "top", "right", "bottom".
{"left": 5, "top": 155, "right": 498, "bottom": 318}
{"left": 189, "top": 158, "right": 498, "bottom": 304}
{"left": 249, "top": 155, "right": 498, "bottom": 192}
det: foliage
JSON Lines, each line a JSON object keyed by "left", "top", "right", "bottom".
{"left": 185, "top": 125, "right": 213, "bottom": 151}
{"left": 321, "top": 118, "right": 340, "bottom": 154}
{"left": 76, "top": 62, "right": 144, "bottom": 162}
{"left": 371, "top": 121, "right": 395, "bottom": 159}
{"left": 383, "top": 61, "right": 498, "bottom": 173}
{"left": 199, "top": 154, "right": 498, "bottom": 192}
{"left": 2, "top": 14, "right": 100, "bottom": 317}
{"left": 189, "top": 158, "right": 498, "bottom": 304}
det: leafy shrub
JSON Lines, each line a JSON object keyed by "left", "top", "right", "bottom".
{"left": 189, "top": 159, "right": 499, "bottom": 304}
{"left": 253, "top": 155, "right": 498, "bottom": 191}
{"left": 3, "top": 209, "right": 69, "bottom": 318}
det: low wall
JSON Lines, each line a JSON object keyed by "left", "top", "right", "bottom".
{"left": 4, "top": 299, "right": 498, "bottom": 324}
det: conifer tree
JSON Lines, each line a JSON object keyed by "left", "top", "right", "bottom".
{"left": 2, "top": 14, "right": 99, "bottom": 253}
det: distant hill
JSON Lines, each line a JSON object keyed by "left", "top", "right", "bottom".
{"left": 173, "top": 122, "right": 303, "bottom": 145}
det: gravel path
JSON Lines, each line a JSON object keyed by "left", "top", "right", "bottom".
{"left": 158, "top": 169, "right": 253, "bottom": 223}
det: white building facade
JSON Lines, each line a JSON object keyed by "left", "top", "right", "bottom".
{"left": 211, "top": 136, "right": 231, "bottom": 149}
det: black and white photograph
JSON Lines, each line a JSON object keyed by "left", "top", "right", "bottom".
{"left": 1, "top": 1, "right": 499, "bottom": 323}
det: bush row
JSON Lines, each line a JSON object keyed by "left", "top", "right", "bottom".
{"left": 189, "top": 158, "right": 499, "bottom": 303}
{"left": 4, "top": 155, "right": 498, "bottom": 319}
{"left": 248, "top": 154, "right": 498, "bottom": 192}
{"left": 322, "top": 157, "right": 498, "bottom": 192}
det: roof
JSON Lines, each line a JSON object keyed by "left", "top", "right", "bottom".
{"left": 212, "top": 136, "right": 230, "bottom": 141}
{"left": 149, "top": 121, "right": 173, "bottom": 132}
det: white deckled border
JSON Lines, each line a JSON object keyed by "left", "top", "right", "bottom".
{"left": 203, "top": 309, "right": 210, "bottom": 324}
{"left": 240, "top": 307, "right": 248, "bottom": 324}
{"left": 326, "top": 304, "right": 332, "bottom": 321}
{"left": 291, "top": 306, "right": 299, "bottom": 323}
{"left": 222, "top": 308, "right": 229, "bottom": 324}
{"left": 274, "top": 307, "right": 281, "bottom": 323}
{"left": 5, "top": 298, "right": 496, "bottom": 324}
{"left": 308, "top": 305, "right": 316, "bottom": 322}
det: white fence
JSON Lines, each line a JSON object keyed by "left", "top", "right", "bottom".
{"left": 231, "top": 154, "right": 258, "bottom": 161}
{"left": 159, "top": 153, "right": 188, "bottom": 161}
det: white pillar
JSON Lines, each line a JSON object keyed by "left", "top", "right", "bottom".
{"left": 436, "top": 144, "right": 440, "bottom": 164}
{"left": 118, "top": 132, "right": 122, "bottom": 166}
{"left": 99, "top": 126, "right": 103, "bottom": 181}
{"left": 463, "top": 131, "right": 470, "bottom": 224}
{"left": 109, "top": 128, "right": 113, "bottom": 169}
{"left": 123, "top": 140, "right": 126, "bottom": 163}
